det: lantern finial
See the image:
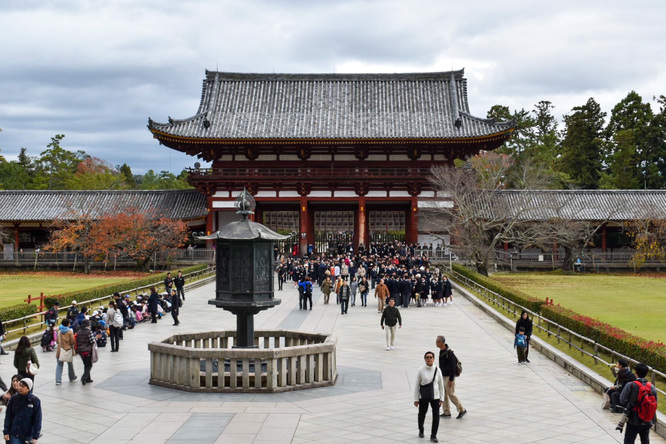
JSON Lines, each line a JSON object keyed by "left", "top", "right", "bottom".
{"left": 235, "top": 188, "right": 256, "bottom": 218}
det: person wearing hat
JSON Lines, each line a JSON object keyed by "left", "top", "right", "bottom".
{"left": 75, "top": 320, "right": 95, "bottom": 385}
{"left": 66, "top": 300, "right": 79, "bottom": 324}
{"left": 3, "top": 378, "right": 42, "bottom": 443}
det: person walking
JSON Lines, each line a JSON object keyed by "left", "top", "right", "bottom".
{"left": 358, "top": 276, "right": 369, "bottom": 307}
{"left": 54, "top": 319, "right": 77, "bottom": 385}
{"left": 299, "top": 277, "right": 313, "bottom": 310}
{"left": 174, "top": 270, "right": 186, "bottom": 300}
{"left": 320, "top": 276, "right": 332, "bottom": 305}
{"left": 339, "top": 279, "right": 351, "bottom": 314}
{"left": 76, "top": 320, "right": 95, "bottom": 385}
{"left": 13, "top": 336, "right": 38, "bottom": 382}
{"left": 3, "top": 378, "right": 42, "bottom": 444}
{"left": 436, "top": 335, "right": 466, "bottom": 419}
{"left": 414, "top": 351, "right": 444, "bottom": 443}
{"left": 515, "top": 310, "right": 533, "bottom": 363}
{"left": 380, "top": 298, "right": 402, "bottom": 350}
{"left": 148, "top": 287, "right": 159, "bottom": 323}
{"left": 350, "top": 277, "right": 358, "bottom": 307}
{"left": 164, "top": 272, "right": 174, "bottom": 294}
{"left": 375, "top": 278, "right": 389, "bottom": 313}
{"left": 170, "top": 289, "right": 181, "bottom": 326}
{"left": 107, "top": 301, "right": 121, "bottom": 352}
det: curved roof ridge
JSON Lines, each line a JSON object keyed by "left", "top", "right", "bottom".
{"left": 458, "top": 110, "right": 514, "bottom": 128}
{"left": 203, "top": 70, "right": 466, "bottom": 82}
{"left": 150, "top": 112, "right": 207, "bottom": 128}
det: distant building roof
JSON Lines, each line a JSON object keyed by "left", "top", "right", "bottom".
{"left": 0, "top": 190, "right": 208, "bottom": 222}
{"left": 493, "top": 189, "right": 666, "bottom": 221}
{"left": 148, "top": 70, "right": 515, "bottom": 143}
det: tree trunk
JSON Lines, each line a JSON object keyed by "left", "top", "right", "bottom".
{"left": 561, "top": 247, "right": 574, "bottom": 271}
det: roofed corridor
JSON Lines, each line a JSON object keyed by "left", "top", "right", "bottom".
{"left": 25, "top": 278, "right": 660, "bottom": 443}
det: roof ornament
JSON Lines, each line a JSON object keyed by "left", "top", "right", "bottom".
{"left": 449, "top": 71, "right": 461, "bottom": 128}
{"left": 235, "top": 188, "right": 256, "bottom": 218}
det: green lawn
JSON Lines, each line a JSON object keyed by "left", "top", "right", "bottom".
{"left": 0, "top": 271, "right": 150, "bottom": 308}
{"left": 492, "top": 273, "right": 666, "bottom": 343}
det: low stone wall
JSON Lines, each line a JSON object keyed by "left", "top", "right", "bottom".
{"left": 148, "top": 330, "right": 337, "bottom": 392}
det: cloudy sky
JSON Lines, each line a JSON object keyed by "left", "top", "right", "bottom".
{"left": 1, "top": 1, "right": 664, "bottom": 174}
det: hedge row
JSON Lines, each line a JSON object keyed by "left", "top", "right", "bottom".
{"left": 452, "top": 264, "right": 666, "bottom": 372}
{"left": 541, "top": 303, "right": 666, "bottom": 372}
{"left": 1, "top": 264, "right": 209, "bottom": 326}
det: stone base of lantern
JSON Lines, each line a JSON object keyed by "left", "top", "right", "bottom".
{"left": 148, "top": 330, "right": 337, "bottom": 393}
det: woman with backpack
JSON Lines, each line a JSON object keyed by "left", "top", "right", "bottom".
{"left": 13, "top": 336, "right": 39, "bottom": 382}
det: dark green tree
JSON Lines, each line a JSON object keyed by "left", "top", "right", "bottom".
{"left": 603, "top": 91, "right": 654, "bottom": 189}
{"left": 118, "top": 163, "right": 136, "bottom": 188}
{"left": 645, "top": 95, "right": 666, "bottom": 188}
{"left": 33, "top": 135, "right": 88, "bottom": 190}
{"left": 487, "top": 105, "right": 535, "bottom": 159}
{"left": 559, "top": 98, "right": 606, "bottom": 189}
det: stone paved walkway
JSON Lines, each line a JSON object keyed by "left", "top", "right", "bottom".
{"left": 4, "top": 278, "right": 662, "bottom": 443}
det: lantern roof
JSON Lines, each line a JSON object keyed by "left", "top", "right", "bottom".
{"left": 198, "top": 218, "right": 290, "bottom": 241}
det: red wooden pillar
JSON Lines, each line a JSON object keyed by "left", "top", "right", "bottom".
{"left": 504, "top": 242, "right": 509, "bottom": 252}
{"left": 205, "top": 196, "right": 215, "bottom": 249}
{"left": 357, "top": 196, "right": 367, "bottom": 249}
{"left": 299, "top": 197, "right": 309, "bottom": 257}
{"left": 406, "top": 198, "right": 418, "bottom": 243}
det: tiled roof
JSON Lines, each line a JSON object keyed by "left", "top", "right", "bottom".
{"left": 0, "top": 190, "right": 208, "bottom": 222}
{"left": 148, "top": 70, "right": 514, "bottom": 141}
{"left": 492, "top": 190, "right": 666, "bottom": 221}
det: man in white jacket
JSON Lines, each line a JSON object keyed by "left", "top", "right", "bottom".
{"left": 413, "top": 351, "right": 445, "bottom": 443}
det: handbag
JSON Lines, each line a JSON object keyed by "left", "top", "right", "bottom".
{"left": 419, "top": 367, "right": 438, "bottom": 401}
{"left": 59, "top": 347, "right": 73, "bottom": 363}
{"left": 26, "top": 360, "right": 40, "bottom": 376}
{"left": 91, "top": 340, "right": 99, "bottom": 364}
{"left": 601, "top": 390, "right": 612, "bottom": 410}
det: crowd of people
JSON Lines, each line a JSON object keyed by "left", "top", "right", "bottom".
{"left": 0, "top": 270, "right": 187, "bottom": 443}
{"left": 276, "top": 241, "right": 455, "bottom": 314}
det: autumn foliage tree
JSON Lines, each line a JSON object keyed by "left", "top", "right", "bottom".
{"left": 45, "top": 212, "right": 99, "bottom": 273}
{"left": 96, "top": 209, "right": 189, "bottom": 270}
{"left": 46, "top": 206, "right": 189, "bottom": 272}
{"left": 624, "top": 217, "right": 666, "bottom": 272}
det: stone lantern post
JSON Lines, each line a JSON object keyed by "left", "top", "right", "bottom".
{"left": 199, "top": 189, "right": 288, "bottom": 348}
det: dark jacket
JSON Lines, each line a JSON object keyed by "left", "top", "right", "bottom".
{"left": 14, "top": 347, "right": 38, "bottom": 376}
{"left": 3, "top": 393, "right": 42, "bottom": 441}
{"left": 174, "top": 275, "right": 185, "bottom": 289}
{"left": 338, "top": 284, "right": 351, "bottom": 300}
{"left": 148, "top": 291, "right": 159, "bottom": 314}
{"left": 380, "top": 305, "right": 402, "bottom": 327}
{"left": 615, "top": 367, "right": 637, "bottom": 391}
{"left": 76, "top": 327, "right": 94, "bottom": 354}
{"left": 439, "top": 345, "right": 458, "bottom": 382}
{"left": 620, "top": 377, "right": 657, "bottom": 426}
{"left": 515, "top": 312, "right": 533, "bottom": 337}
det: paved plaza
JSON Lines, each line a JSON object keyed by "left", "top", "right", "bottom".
{"left": 4, "top": 278, "right": 663, "bottom": 443}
